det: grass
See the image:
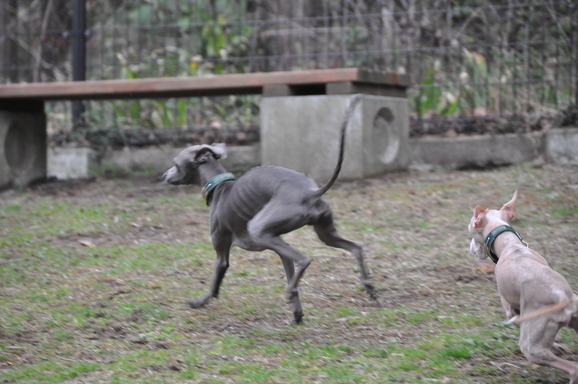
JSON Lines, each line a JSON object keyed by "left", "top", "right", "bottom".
{"left": 0, "top": 162, "right": 577, "bottom": 383}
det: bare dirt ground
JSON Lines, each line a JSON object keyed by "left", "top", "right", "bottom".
{"left": 1, "top": 161, "right": 578, "bottom": 383}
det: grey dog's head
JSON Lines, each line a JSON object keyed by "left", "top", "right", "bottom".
{"left": 162, "top": 143, "right": 227, "bottom": 185}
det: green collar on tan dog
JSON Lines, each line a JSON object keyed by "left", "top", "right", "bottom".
{"left": 201, "top": 172, "right": 236, "bottom": 205}
{"left": 484, "top": 224, "right": 528, "bottom": 264}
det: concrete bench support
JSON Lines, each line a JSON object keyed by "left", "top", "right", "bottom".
{"left": 0, "top": 109, "right": 46, "bottom": 188}
{"left": 260, "top": 94, "right": 409, "bottom": 183}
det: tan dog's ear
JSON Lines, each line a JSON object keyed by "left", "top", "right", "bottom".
{"left": 500, "top": 190, "right": 517, "bottom": 222}
{"left": 473, "top": 205, "right": 487, "bottom": 228}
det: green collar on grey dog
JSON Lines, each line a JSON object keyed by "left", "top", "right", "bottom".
{"left": 201, "top": 172, "right": 235, "bottom": 205}
{"left": 484, "top": 224, "right": 528, "bottom": 264}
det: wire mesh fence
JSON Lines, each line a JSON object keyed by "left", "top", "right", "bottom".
{"left": 1, "top": 0, "right": 576, "bottom": 142}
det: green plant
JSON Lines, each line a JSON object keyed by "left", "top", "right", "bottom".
{"left": 414, "top": 61, "right": 460, "bottom": 117}
{"left": 461, "top": 48, "right": 489, "bottom": 113}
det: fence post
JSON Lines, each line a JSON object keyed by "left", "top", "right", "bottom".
{"left": 2, "top": 0, "right": 19, "bottom": 83}
{"left": 72, "top": 0, "right": 86, "bottom": 130}
{"left": 575, "top": 0, "right": 578, "bottom": 107}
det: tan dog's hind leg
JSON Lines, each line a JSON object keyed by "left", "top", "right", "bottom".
{"left": 519, "top": 319, "right": 578, "bottom": 384}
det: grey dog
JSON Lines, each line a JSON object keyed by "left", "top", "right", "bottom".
{"left": 163, "top": 95, "right": 375, "bottom": 323}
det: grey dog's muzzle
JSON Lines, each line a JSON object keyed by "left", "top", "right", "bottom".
{"left": 162, "top": 166, "right": 178, "bottom": 184}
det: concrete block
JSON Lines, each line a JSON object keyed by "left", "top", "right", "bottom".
{"left": 260, "top": 95, "right": 409, "bottom": 183}
{"left": 99, "top": 144, "right": 261, "bottom": 175}
{"left": 409, "top": 133, "right": 542, "bottom": 170}
{"left": 101, "top": 147, "right": 183, "bottom": 174}
{"left": 219, "top": 143, "right": 261, "bottom": 173}
{"left": 545, "top": 127, "right": 578, "bottom": 165}
{"left": 0, "top": 110, "right": 46, "bottom": 188}
{"left": 47, "top": 147, "right": 98, "bottom": 179}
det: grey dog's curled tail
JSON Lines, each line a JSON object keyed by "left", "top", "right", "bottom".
{"left": 314, "top": 94, "right": 363, "bottom": 198}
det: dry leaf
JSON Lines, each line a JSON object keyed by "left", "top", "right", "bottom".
{"left": 79, "top": 239, "right": 95, "bottom": 248}
{"left": 478, "top": 263, "right": 495, "bottom": 274}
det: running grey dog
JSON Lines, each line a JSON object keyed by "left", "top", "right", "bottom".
{"left": 468, "top": 190, "right": 578, "bottom": 383}
{"left": 163, "top": 96, "right": 375, "bottom": 323}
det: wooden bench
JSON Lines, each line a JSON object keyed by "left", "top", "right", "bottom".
{"left": 0, "top": 68, "right": 410, "bottom": 188}
{"left": 0, "top": 68, "right": 408, "bottom": 108}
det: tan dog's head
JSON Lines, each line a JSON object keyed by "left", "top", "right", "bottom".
{"left": 163, "top": 143, "right": 227, "bottom": 185}
{"left": 468, "top": 190, "right": 518, "bottom": 260}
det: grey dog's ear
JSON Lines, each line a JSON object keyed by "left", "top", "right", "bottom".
{"left": 193, "top": 143, "right": 227, "bottom": 163}
{"left": 208, "top": 143, "right": 227, "bottom": 160}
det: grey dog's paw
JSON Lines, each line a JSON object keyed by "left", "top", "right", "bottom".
{"left": 366, "top": 287, "right": 377, "bottom": 300}
{"left": 292, "top": 315, "right": 304, "bottom": 325}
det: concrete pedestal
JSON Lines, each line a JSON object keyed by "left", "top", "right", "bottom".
{"left": 0, "top": 110, "right": 46, "bottom": 188}
{"left": 47, "top": 147, "right": 98, "bottom": 179}
{"left": 545, "top": 127, "right": 578, "bottom": 165}
{"left": 260, "top": 94, "right": 409, "bottom": 183}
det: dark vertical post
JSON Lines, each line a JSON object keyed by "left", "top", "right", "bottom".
{"left": 2, "top": 0, "right": 19, "bottom": 83}
{"left": 72, "top": 0, "right": 86, "bottom": 130}
{"left": 575, "top": 1, "right": 578, "bottom": 106}
{"left": 340, "top": 0, "right": 346, "bottom": 67}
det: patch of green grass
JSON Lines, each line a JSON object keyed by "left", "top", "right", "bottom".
{"left": 405, "top": 310, "right": 434, "bottom": 324}
{"left": 0, "top": 361, "right": 100, "bottom": 383}
{"left": 95, "top": 164, "right": 159, "bottom": 179}
{"left": 553, "top": 205, "right": 578, "bottom": 218}
{"left": 439, "top": 345, "right": 471, "bottom": 359}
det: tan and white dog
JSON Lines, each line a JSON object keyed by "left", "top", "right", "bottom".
{"left": 468, "top": 190, "right": 578, "bottom": 383}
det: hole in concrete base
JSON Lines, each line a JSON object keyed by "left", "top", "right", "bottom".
{"left": 372, "top": 107, "right": 400, "bottom": 164}
{"left": 5, "top": 122, "right": 32, "bottom": 172}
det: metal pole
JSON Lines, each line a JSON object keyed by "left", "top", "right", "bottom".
{"left": 72, "top": 0, "right": 86, "bottom": 130}
{"left": 2, "top": 0, "right": 19, "bottom": 83}
{"left": 575, "top": 0, "right": 578, "bottom": 106}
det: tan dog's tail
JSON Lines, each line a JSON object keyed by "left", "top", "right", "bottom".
{"left": 507, "top": 297, "right": 570, "bottom": 325}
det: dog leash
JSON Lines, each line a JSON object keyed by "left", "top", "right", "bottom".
{"left": 484, "top": 224, "right": 529, "bottom": 263}
{"left": 201, "top": 172, "right": 236, "bottom": 205}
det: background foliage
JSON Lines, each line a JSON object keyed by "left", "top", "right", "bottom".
{"left": 0, "top": 0, "right": 576, "bottom": 138}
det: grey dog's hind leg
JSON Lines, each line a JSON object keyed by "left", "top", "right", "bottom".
{"left": 188, "top": 232, "right": 232, "bottom": 308}
{"left": 279, "top": 256, "right": 305, "bottom": 324}
{"left": 259, "top": 235, "right": 310, "bottom": 323}
{"left": 313, "top": 211, "right": 376, "bottom": 299}
{"left": 247, "top": 205, "right": 312, "bottom": 323}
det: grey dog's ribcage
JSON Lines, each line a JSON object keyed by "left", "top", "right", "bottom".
{"left": 224, "top": 166, "right": 319, "bottom": 230}
{"left": 227, "top": 181, "right": 270, "bottom": 224}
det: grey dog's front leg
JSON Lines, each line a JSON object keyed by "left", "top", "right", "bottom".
{"left": 188, "top": 233, "right": 232, "bottom": 308}
{"left": 279, "top": 256, "right": 305, "bottom": 324}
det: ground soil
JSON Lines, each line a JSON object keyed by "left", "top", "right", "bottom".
{"left": 1, "top": 161, "right": 578, "bottom": 383}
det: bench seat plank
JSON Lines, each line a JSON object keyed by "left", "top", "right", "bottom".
{"left": 0, "top": 68, "right": 409, "bottom": 101}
